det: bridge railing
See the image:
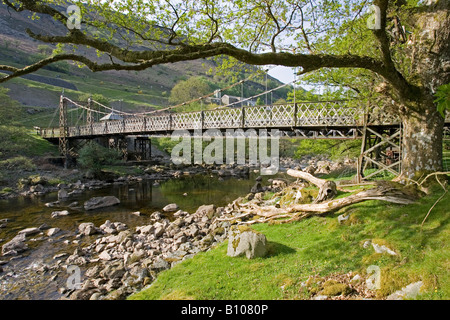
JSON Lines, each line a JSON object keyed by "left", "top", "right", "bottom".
{"left": 39, "top": 101, "right": 409, "bottom": 139}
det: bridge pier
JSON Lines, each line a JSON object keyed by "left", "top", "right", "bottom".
{"left": 357, "top": 125, "right": 402, "bottom": 182}
{"left": 133, "top": 136, "right": 152, "bottom": 161}
{"left": 107, "top": 136, "right": 129, "bottom": 161}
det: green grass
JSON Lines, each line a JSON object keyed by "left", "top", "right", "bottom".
{"left": 129, "top": 184, "right": 450, "bottom": 300}
{"left": 0, "top": 70, "right": 165, "bottom": 114}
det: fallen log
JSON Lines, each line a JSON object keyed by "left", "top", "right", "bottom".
{"left": 219, "top": 181, "right": 418, "bottom": 225}
{"left": 287, "top": 169, "right": 337, "bottom": 203}
{"left": 286, "top": 183, "right": 415, "bottom": 214}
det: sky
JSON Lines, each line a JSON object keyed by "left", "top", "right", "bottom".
{"left": 268, "top": 66, "right": 296, "bottom": 85}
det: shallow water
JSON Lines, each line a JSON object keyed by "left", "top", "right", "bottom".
{"left": 0, "top": 172, "right": 290, "bottom": 300}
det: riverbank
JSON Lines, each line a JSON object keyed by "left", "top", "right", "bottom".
{"left": 129, "top": 180, "right": 450, "bottom": 300}
{"left": 0, "top": 156, "right": 359, "bottom": 300}
{"left": 0, "top": 155, "right": 355, "bottom": 201}
{"left": 0, "top": 163, "right": 296, "bottom": 299}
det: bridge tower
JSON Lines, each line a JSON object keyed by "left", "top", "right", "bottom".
{"left": 58, "top": 94, "right": 69, "bottom": 166}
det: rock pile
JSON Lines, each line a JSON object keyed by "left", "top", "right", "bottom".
{"left": 60, "top": 204, "right": 231, "bottom": 300}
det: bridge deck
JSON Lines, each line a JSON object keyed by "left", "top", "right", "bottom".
{"left": 40, "top": 102, "right": 424, "bottom": 140}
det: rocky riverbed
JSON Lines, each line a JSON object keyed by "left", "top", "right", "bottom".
{"left": 0, "top": 174, "right": 288, "bottom": 300}
{"left": 0, "top": 156, "right": 357, "bottom": 299}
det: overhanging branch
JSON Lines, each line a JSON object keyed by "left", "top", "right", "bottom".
{"left": 0, "top": 0, "right": 419, "bottom": 101}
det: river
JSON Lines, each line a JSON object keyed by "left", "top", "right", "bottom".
{"left": 0, "top": 172, "right": 290, "bottom": 300}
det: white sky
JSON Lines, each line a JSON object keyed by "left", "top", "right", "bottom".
{"left": 268, "top": 66, "right": 296, "bottom": 85}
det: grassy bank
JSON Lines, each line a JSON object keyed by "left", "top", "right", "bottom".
{"left": 129, "top": 183, "right": 449, "bottom": 300}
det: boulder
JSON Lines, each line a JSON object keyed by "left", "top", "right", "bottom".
{"left": 99, "top": 220, "right": 127, "bottom": 234}
{"left": 2, "top": 234, "right": 28, "bottom": 255}
{"left": 250, "top": 182, "right": 264, "bottom": 194}
{"left": 271, "top": 179, "right": 287, "bottom": 189}
{"left": 100, "top": 220, "right": 116, "bottom": 234}
{"left": 29, "top": 184, "right": 45, "bottom": 193}
{"left": 113, "top": 222, "right": 128, "bottom": 232}
{"left": 137, "top": 225, "right": 155, "bottom": 234}
{"left": 45, "top": 201, "right": 60, "bottom": 208}
{"left": 152, "top": 257, "right": 170, "bottom": 271}
{"left": 51, "top": 210, "right": 70, "bottom": 218}
{"left": 78, "top": 223, "right": 98, "bottom": 236}
{"left": 18, "top": 227, "right": 40, "bottom": 237}
{"left": 303, "top": 165, "right": 316, "bottom": 175}
{"left": 337, "top": 214, "right": 350, "bottom": 224}
{"left": 162, "top": 203, "right": 179, "bottom": 212}
{"left": 58, "top": 189, "right": 69, "bottom": 200}
{"left": 99, "top": 250, "right": 112, "bottom": 261}
{"left": 47, "top": 228, "right": 61, "bottom": 237}
{"left": 386, "top": 281, "right": 424, "bottom": 300}
{"left": 195, "top": 204, "right": 216, "bottom": 219}
{"left": 153, "top": 222, "right": 165, "bottom": 238}
{"left": 84, "top": 196, "right": 120, "bottom": 211}
{"left": 372, "top": 242, "right": 397, "bottom": 255}
{"left": 227, "top": 226, "right": 268, "bottom": 259}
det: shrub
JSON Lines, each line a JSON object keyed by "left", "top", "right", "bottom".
{"left": 0, "top": 156, "right": 36, "bottom": 171}
{"left": 77, "top": 141, "right": 122, "bottom": 173}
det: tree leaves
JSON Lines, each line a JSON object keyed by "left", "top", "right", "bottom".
{"left": 434, "top": 83, "right": 450, "bottom": 118}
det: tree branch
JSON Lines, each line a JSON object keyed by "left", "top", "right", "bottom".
{"left": 371, "top": 0, "right": 418, "bottom": 101}
{"left": 0, "top": 0, "right": 422, "bottom": 103}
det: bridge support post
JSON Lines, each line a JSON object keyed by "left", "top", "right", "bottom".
{"left": 134, "top": 137, "right": 151, "bottom": 161}
{"left": 58, "top": 95, "right": 69, "bottom": 168}
{"left": 87, "top": 97, "right": 93, "bottom": 135}
{"left": 358, "top": 125, "right": 402, "bottom": 181}
{"left": 109, "top": 136, "right": 128, "bottom": 161}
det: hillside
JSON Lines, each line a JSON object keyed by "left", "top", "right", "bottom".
{"left": 0, "top": 2, "right": 289, "bottom": 125}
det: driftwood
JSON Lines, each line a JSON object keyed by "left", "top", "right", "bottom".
{"left": 286, "top": 183, "right": 415, "bottom": 214}
{"left": 287, "top": 169, "right": 337, "bottom": 203}
{"left": 217, "top": 170, "right": 418, "bottom": 225}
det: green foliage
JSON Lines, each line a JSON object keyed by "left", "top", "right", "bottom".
{"left": 151, "top": 137, "right": 180, "bottom": 155}
{"left": 78, "top": 93, "right": 110, "bottom": 106}
{"left": 0, "top": 126, "right": 57, "bottom": 159}
{"left": 0, "top": 87, "right": 58, "bottom": 160}
{"left": 169, "top": 76, "right": 212, "bottom": 106}
{"left": 77, "top": 141, "right": 122, "bottom": 173}
{"left": 434, "top": 83, "right": 450, "bottom": 118}
{"left": 0, "top": 156, "right": 36, "bottom": 171}
{"left": 0, "top": 87, "right": 23, "bottom": 125}
{"left": 294, "top": 139, "right": 361, "bottom": 161}
{"left": 287, "top": 87, "right": 320, "bottom": 102}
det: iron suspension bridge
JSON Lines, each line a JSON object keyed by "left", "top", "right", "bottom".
{"left": 36, "top": 93, "right": 450, "bottom": 181}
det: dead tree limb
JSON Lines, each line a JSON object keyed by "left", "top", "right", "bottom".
{"left": 287, "top": 169, "right": 337, "bottom": 202}
{"left": 217, "top": 174, "right": 419, "bottom": 226}
{"left": 225, "top": 182, "right": 415, "bottom": 224}
{"left": 286, "top": 184, "right": 415, "bottom": 214}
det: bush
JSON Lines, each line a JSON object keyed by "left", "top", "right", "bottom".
{"left": 294, "top": 139, "right": 361, "bottom": 161}
{"left": 77, "top": 142, "right": 122, "bottom": 173}
{"left": 0, "top": 156, "right": 36, "bottom": 170}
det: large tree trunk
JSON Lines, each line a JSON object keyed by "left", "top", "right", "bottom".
{"left": 396, "top": 2, "right": 449, "bottom": 179}
{"left": 400, "top": 100, "right": 444, "bottom": 179}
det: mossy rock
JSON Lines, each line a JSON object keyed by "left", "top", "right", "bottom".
{"left": 29, "top": 175, "right": 48, "bottom": 186}
{"left": 227, "top": 225, "right": 267, "bottom": 259}
{"left": 17, "top": 177, "right": 31, "bottom": 190}
{"left": 375, "top": 267, "right": 421, "bottom": 299}
{"left": 320, "top": 280, "right": 353, "bottom": 296}
{"left": 212, "top": 227, "right": 225, "bottom": 236}
{"left": 279, "top": 187, "right": 317, "bottom": 206}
